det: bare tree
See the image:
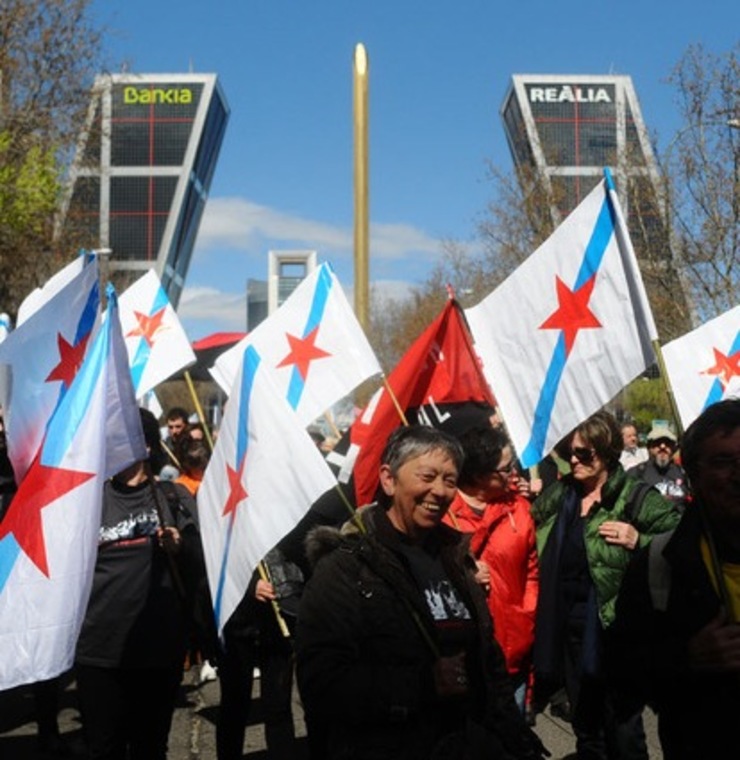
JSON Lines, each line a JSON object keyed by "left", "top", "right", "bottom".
{"left": 660, "top": 43, "right": 740, "bottom": 321}
{"left": 0, "top": 0, "right": 104, "bottom": 317}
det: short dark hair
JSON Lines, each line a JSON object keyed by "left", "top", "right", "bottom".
{"left": 681, "top": 399, "right": 740, "bottom": 483}
{"left": 457, "top": 425, "right": 510, "bottom": 489}
{"left": 381, "top": 425, "right": 464, "bottom": 477}
{"left": 166, "top": 407, "right": 189, "bottom": 423}
{"left": 176, "top": 437, "right": 211, "bottom": 474}
{"left": 571, "top": 410, "right": 622, "bottom": 469}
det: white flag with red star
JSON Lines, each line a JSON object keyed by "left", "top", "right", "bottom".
{"left": 662, "top": 304, "right": 740, "bottom": 430}
{"left": 0, "top": 289, "right": 145, "bottom": 690}
{"left": 466, "top": 173, "right": 657, "bottom": 468}
{"left": 118, "top": 269, "right": 196, "bottom": 399}
{"left": 211, "top": 262, "right": 381, "bottom": 426}
{"left": 0, "top": 259, "right": 100, "bottom": 482}
{"left": 199, "top": 344, "right": 336, "bottom": 635}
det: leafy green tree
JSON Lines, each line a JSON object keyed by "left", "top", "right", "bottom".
{"left": 0, "top": 0, "right": 104, "bottom": 317}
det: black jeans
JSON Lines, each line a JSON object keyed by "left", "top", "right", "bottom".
{"left": 76, "top": 663, "right": 182, "bottom": 760}
{"left": 563, "top": 624, "right": 648, "bottom": 760}
{"left": 217, "top": 624, "right": 297, "bottom": 760}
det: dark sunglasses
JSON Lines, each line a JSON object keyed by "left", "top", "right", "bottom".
{"left": 649, "top": 438, "right": 674, "bottom": 449}
{"left": 569, "top": 446, "right": 596, "bottom": 464}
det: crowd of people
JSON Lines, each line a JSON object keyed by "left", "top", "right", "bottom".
{"left": 1, "top": 396, "right": 739, "bottom": 760}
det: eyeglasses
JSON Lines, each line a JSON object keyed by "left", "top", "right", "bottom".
{"left": 494, "top": 461, "right": 516, "bottom": 476}
{"left": 569, "top": 446, "right": 596, "bottom": 464}
{"left": 649, "top": 438, "right": 675, "bottom": 449}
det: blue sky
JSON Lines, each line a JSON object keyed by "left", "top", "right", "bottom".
{"left": 92, "top": 0, "right": 739, "bottom": 341}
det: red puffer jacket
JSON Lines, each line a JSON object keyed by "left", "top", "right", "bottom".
{"left": 445, "top": 491, "right": 539, "bottom": 674}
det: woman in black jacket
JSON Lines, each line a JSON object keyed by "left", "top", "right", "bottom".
{"left": 295, "top": 425, "right": 546, "bottom": 760}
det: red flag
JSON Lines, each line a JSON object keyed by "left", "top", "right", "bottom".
{"left": 332, "top": 299, "right": 495, "bottom": 507}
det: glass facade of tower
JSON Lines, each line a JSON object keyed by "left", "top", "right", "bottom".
{"left": 63, "top": 74, "right": 229, "bottom": 306}
{"left": 501, "top": 75, "right": 691, "bottom": 338}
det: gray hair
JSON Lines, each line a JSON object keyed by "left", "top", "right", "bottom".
{"left": 380, "top": 425, "right": 464, "bottom": 477}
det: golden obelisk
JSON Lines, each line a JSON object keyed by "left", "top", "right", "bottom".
{"left": 353, "top": 43, "right": 369, "bottom": 330}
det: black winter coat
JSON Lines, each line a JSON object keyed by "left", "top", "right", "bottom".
{"left": 295, "top": 504, "right": 542, "bottom": 760}
{"left": 610, "top": 505, "right": 740, "bottom": 758}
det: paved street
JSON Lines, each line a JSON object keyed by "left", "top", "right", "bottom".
{"left": 1, "top": 667, "right": 662, "bottom": 759}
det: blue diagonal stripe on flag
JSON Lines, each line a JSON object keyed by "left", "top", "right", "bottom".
{"left": 702, "top": 329, "right": 740, "bottom": 411}
{"left": 43, "top": 315, "right": 110, "bottom": 469}
{"left": 0, "top": 292, "right": 110, "bottom": 593}
{"left": 213, "top": 345, "right": 261, "bottom": 627}
{"left": 285, "top": 264, "right": 333, "bottom": 410}
{"left": 521, "top": 192, "right": 616, "bottom": 466}
{"left": 129, "top": 285, "right": 169, "bottom": 394}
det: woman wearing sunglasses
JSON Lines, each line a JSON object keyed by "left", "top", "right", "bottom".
{"left": 531, "top": 411, "right": 678, "bottom": 759}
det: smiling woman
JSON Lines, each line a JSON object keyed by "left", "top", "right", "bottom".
{"left": 295, "top": 425, "right": 547, "bottom": 760}
{"left": 531, "top": 410, "right": 679, "bottom": 758}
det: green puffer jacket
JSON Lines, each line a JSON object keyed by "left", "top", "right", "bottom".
{"left": 531, "top": 467, "right": 680, "bottom": 628}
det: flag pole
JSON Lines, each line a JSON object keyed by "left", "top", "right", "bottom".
{"left": 257, "top": 561, "right": 291, "bottom": 639}
{"left": 143, "top": 460, "right": 186, "bottom": 598}
{"left": 184, "top": 369, "right": 215, "bottom": 452}
{"left": 651, "top": 338, "right": 684, "bottom": 436}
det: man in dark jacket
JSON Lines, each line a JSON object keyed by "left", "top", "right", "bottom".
{"left": 628, "top": 424, "right": 688, "bottom": 513}
{"left": 611, "top": 398, "right": 740, "bottom": 758}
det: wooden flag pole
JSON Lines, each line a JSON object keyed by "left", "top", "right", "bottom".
{"left": 651, "top": 338, "right": 683, "bottom": 436}
{"left": 258, "top": 561, "right": 291, "bottom": 639}
{"left": 184, "top": 369, "right": 215, "bottom": 452}
{"left": 382, "top": 375, "right": 408, "bottom": 426}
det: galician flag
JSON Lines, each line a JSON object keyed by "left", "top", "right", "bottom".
{"left": 0, "top": 259, "right": 100, "bottom": 482}
{"left": 662, "top": 304, "right": 740, "bottom": 430}
{"left": 199, "top": 344, "right": 337, "bottom": 635}
{"left": 118, "top": 269, "right": 196, "bottom": 399}
{"left": 211, "top": 262, "right": 381, "bottom": 426}
{"left": 0, "top": 288, "right": 146, "bottom": 689}
{"left": 15, "top": 252, "right": 90, "bottom": 327}
{"left": 0, "top": 313, "right": 10, "bottom": 343}
{"left": 466, "top": 171, "right": 657, "bottom": 468}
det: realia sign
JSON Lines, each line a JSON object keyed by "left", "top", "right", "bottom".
{"left": 528, "top": 85, "right": 612, "bottom": 104}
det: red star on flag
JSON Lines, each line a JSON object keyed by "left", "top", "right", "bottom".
{"left": 539, "top": 275, "right": 602, "bottom": 355}
{"left": 0, "top": 455, "right": 94, "bottom": 577}
{"left": 276, "top": 326, "right": 331, "bottom": 380}
{"left": 702, "top": 347, "right": 740, "bottom": 389}
{"left": 126, "top": 307, "right": 167, "bottom": 347}
{"left": 45, "top": 333, "right": 90, "bottom": 389}
{"left": 222, "top": 458, "right": 248, "bottom": 517}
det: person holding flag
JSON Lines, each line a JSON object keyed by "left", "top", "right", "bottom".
{"left": 74, "top": 409, "right": 202, "bottom": 760}
{"left": 296, "top": 425, "right": 548, "bottom": 760}
{"left": 610, "top": 398, "right": 740, "bottom": 758}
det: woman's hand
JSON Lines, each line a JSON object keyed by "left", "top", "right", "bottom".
{"left": 599, "top": 520, "right": 639, "bottom": 551}
{"left": 255, "top": 579, "right": 276, "bottom": 603}
{"left": 156, "top": 526, "right": 181, "bottom": 553}
{"left": 474, "top": 560, "right": 491, "bottom": 591}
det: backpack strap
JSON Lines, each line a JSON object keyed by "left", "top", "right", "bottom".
{"left": 647, "top": 531, "right": 674, "bottom": 612}
{"left": 623, "top": 481, "right": 653, "bottom": 525}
